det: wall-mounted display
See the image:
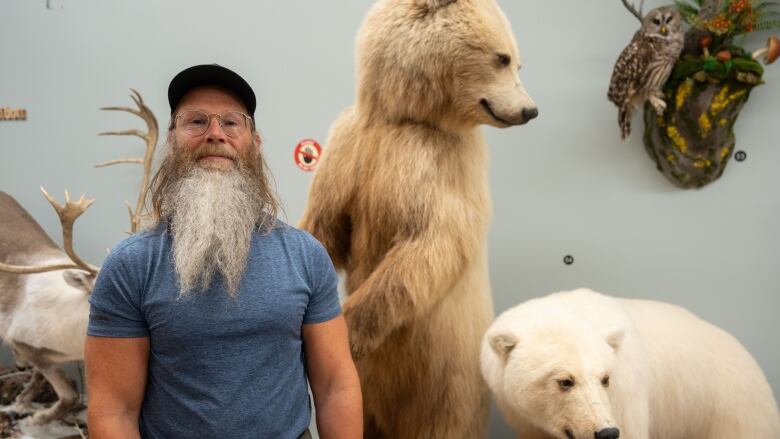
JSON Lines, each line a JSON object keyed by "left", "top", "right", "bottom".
{"left": 610, "top": 0, "right": 779, "bottom": 188}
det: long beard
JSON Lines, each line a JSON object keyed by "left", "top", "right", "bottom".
{"left": 157, "top": 144, "right": 266, "bottom": 297}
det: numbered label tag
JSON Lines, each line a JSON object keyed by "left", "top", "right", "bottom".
{"left": 294, "top": 139, "right": 322, "bottom": 172}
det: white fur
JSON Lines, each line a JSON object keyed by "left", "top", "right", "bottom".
{"left": 481, "top": 288, "right": 780, "bottom": 439}
{"left": 2, "top": 269, "right": 89, "bottom": 360}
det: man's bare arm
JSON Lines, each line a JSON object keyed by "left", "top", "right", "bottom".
{"left": 85, "top": 336, "right": 149, "bottom": 439}
{"left": 303, "top": 316, "right": 362, "bottom": 439}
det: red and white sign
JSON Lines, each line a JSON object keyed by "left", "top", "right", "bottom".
{"left": 294, "top": 139, "right": 322, "bottom": 172}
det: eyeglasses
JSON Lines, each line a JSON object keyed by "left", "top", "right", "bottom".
{"left": 174, "top": 110, "right": 252, "bottom": 138}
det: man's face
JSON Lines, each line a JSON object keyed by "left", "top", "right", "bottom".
{"left": 172, "top": 85, "right": 260, "bottom": 172}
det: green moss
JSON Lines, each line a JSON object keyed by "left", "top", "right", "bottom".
{"left": 666, "top": 55, "right": 764, "bottom": 89}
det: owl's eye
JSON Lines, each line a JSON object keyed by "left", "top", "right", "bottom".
{"left": 652, "top": 17, "right": 661, "bottom": 25}
{"left": 497, "top": 53, "right": 511, "bottom": 67}
{"left": 665, "top": 15, "right": 673, "bottom": 24}
{"left": 602, "top": 375, "right": 610, "bottom": 387}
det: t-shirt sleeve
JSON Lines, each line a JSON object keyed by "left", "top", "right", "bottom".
{"left": 302, "top": 236, "right": 342, "bottom": 324}
{"left": 87, "top": 242, "right": 149, "bottom": 338}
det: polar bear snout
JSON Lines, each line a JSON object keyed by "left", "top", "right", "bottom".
{"left": 595, "top": 427, "right": 620, "bottom": 439}
{"left": 564, "top": 426, "right": 619, "bottom": 439}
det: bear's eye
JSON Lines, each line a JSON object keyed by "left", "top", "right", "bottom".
{"left": 497, "top": 53, "right": 511, "bottom": 67}
{"left": 557, "top": 378, "right": 575, "bottom": 390}
{"left": 601, "top": 376, "right": 610, "bottom": 387}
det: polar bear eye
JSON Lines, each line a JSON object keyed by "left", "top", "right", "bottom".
{"left": 557, "top": 378, "right": 575, "bottom": 390}
{"left": 602, "top": 376, "right": 610, "bottom": 387}
{"left": 496, "top": 53, "right": 511, "bottom": 67}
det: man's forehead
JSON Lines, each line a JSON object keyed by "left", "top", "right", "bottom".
{"left": 175, "top": 85, "right": 248, "bottom": 113}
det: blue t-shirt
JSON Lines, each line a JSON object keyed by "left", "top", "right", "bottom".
{"left": 87, "top": 221, "right": 341, "bottom": 439}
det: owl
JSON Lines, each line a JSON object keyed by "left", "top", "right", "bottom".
{"left": 608, "top": 6, "right": 684, "bottom": 141}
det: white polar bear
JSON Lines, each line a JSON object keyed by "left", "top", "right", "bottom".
{"left": 481, "top": 288, "right": 780, "bottom": 439}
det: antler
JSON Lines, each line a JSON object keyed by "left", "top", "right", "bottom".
{"left": 621, "top": 0, "right": 645, "bottom": 21}
{"left": 0, "top": 188, "right": 98, "bottom": 275}
{"left": 96, "top": 89, "right": 159, "bottom": 233}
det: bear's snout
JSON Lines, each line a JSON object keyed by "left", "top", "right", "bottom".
{"left": 595, "top": 427, "right": 620, "bottom": 439}
{"left": 522, "top": 107, "right": 539, "bottom": 122}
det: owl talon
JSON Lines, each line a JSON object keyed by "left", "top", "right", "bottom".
{"left": 650, "top": 96, "right": 667, "bottom": 115}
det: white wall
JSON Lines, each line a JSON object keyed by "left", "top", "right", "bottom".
{"left": 1, "top": 1, "right": 778, "bottom": 437}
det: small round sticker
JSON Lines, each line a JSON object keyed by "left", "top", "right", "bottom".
{"left": 294, "top": 139, "right": 322, "bottom": 172}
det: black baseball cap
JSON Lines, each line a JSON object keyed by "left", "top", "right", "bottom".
{"left": 168, "top": 64, "right": 257, "bottom": 119}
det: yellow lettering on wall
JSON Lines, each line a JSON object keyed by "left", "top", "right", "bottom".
{"left": 0, "top": 106, "right": 27, "bottom": 121}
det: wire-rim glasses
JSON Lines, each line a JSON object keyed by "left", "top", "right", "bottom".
{"left": 175, "top": 110, "right": 252, "bottom": 138}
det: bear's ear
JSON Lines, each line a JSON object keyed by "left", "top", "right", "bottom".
{"left": 489, "top": 332, "right": 519, "bottom": 362}
{"left": 415, "top": 0, "right": 457, "bottom": 11}
{"left": 600, "top": 326, "right": 625, "bottom": 352}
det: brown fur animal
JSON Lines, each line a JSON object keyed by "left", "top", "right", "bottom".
{"left": 300, "top": 0, "right": 537, "bottom": 437}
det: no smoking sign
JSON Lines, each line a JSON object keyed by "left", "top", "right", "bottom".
{"left": 294, "top": 139, "right": 322, "bottom": 172}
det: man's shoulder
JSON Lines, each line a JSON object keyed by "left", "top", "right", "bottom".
{"left": 266, "top": 220, "right": 321, "bottom": 246}
{"left": 261, "top": 220, "right": 329, "bottom": 261}
{"left": 107, "top": 223, "right": 167, "bottom": 262}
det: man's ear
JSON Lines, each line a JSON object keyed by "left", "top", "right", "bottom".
{"left": 253, "top": 132, "right": 263, "bottom": 156}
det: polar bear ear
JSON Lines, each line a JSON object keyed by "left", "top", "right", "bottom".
{"left": 489, "top": 332, "right": 519, "bottom": 362}
{"left": 415, "top": 0, "right": 457, "bottom": 11}
{"left": 600, "top": 326, "right": 625, "bottom": 352}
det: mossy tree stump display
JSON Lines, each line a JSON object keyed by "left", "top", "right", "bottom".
{"left": 643, "top": 52, "right": 763, "bottom": 188}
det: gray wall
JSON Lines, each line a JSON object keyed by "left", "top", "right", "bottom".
{"left": 1, "top": 1, "right": 778, "bottom": 437}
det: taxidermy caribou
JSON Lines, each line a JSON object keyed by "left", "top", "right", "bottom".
{"left": 0, "top": 190, "right": 98, "bottom": 424}
{"left": 0, "top": 90, "right": 157, "bottom": 425}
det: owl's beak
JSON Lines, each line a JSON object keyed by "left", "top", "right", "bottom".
{"left": 660, "top": 26, "right": 668, "bottom": 35}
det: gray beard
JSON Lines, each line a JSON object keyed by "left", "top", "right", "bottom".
{"left": 162, "top": 167, "right": 264, "bottom": 297}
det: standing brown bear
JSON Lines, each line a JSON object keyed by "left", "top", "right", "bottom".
{"left": 300, "top": 0, "right": 537, "bottom": 437}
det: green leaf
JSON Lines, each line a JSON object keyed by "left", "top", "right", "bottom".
{"left": 732, "top": 57, "right": 764, "bottom": 76}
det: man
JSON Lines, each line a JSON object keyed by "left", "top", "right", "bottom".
{"left": 85, "top": 64, "right": 362, "bottom": 439}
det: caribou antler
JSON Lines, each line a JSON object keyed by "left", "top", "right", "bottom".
{"left": 621, "top": 0, "right": 645, "bottom": 21}
{"left": 96, "top": 89, "right": 159, "bottom": 233}
{"left": 0, "top": 188, "right": 98, "bottom": 275}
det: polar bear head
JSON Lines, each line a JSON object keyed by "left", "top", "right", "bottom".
{"left": 482, "top": 321, "right": 624, "bottom": 439}
{"left": 355, "top": 0, "right": 537, "bottom": 130}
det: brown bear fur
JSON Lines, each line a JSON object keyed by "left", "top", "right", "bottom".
{"left": 300, "top": 0, "right": 536, "bottom": 437}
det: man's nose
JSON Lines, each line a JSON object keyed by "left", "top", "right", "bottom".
{"left": 204, "top": 117, "right": 226, "bottom": 143}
